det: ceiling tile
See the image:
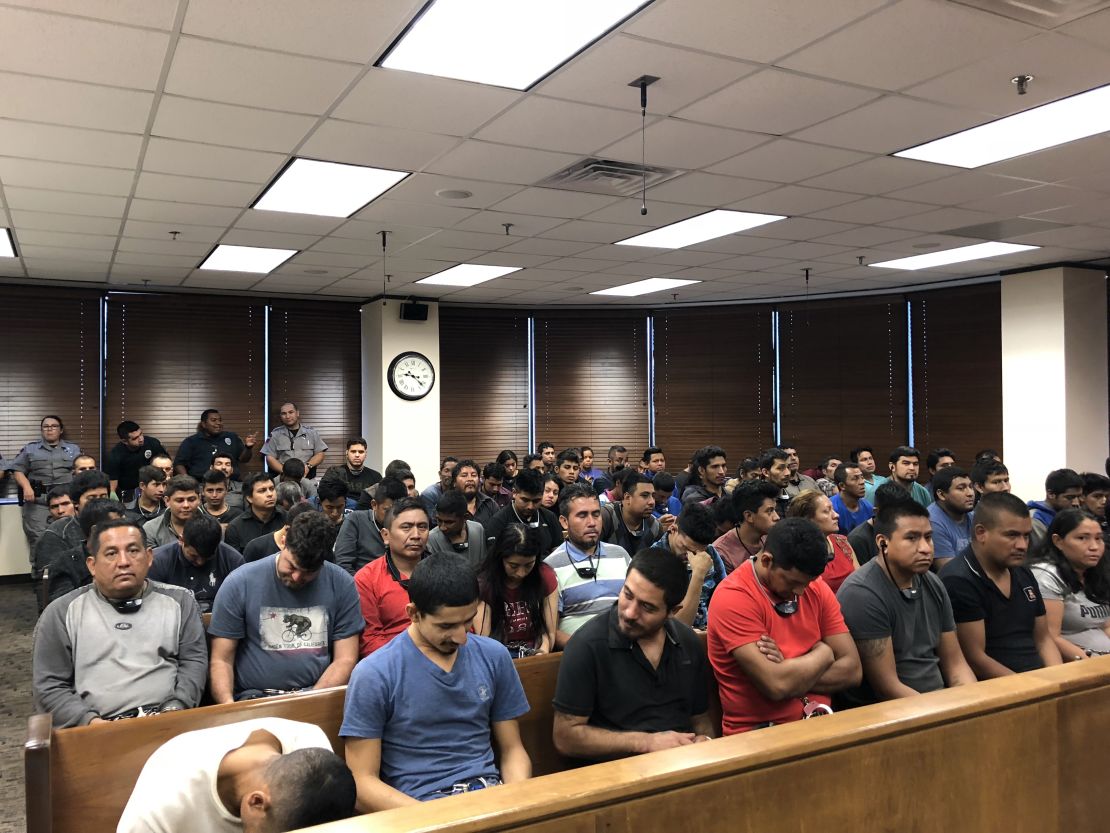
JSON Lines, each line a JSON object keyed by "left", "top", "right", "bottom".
{"left": 126, "top": 199, "right": 243, "bottom": 226}
{"left": 810, "top": 225, "right": 919, "bottom": 247}
{"left": 884, "top": 207, "right": 1005, "bottom": 233}
{"left": 745, "top": 217, "right": 859, "bottom": 241}
{"left": 4, "top": 187, "right": 126, "bottom": 217}
{"left": 984, "top": 136, "right": 1110, "bottom": 185}
{"left": 708, "top": 139, "right": 871, "bottom": 183}
{"left": 286, "top": 251, "right": 377, "bottom": 269}
{"left": 234, "top": 210, "right": 345, "bottom": 236}
{"left": 474, "top": 96, "right": 645, "bottom": 155}
{"left": 300, "top": 119, "right": 459, "bottom": 171}
{"left": 677, "top": 69, "right": 879, "bottom": 134}
{"left": 809, "top": 196, "right": 933, "bottom": 224}
{"left": 792, "top": 95, "right": 987, "bottom": 155}
{"left": 906, "top": 33, "right": 1110, "bottom": 117}
{"left": 451, "top": 211, "right": 567, "bottom": 237}
{"left": 0, "top": 73, "right": 153, "bottom": 133}
{"left": 331, "top": 220, "right": 439, "bottom": 248}
{"left": 0, "top": 158, "right": 135, "bottom": 196}
{"left": 183, "top": 270, "right": 268, "bottom": 290}
{"left": 886, "top": 171, "right": 1040, "bottom": 205}
{"left": 625, "top": 0, "right": 887, "bottom": 64}
{"left": 219, "top": 228, "right": 321, "bottom": 250}
{"left": 134, "top": 172, "right": 260, "bottom": 207}
{"left": 10, "top": 211, "right": 122, "bottom": 235}
{"left": 334, "top": 68, "right": 520, "bottom": 135}
{"left": 598, "top": 118, "right": 768, "bottom": 169}
{"left": 122, "top": 219, "right": 226, "bottom": 243}
{"left": 754, "top": 241, "right": 855, "bottom": 261}
{"left": 116, "top": 237, "right": 212, "bottom": 256}
{"left": 961, "top": 184, "right": 1101, "bottom": 216}
{"left": 142, "top": 138, "right": 285, "bottom": 183}
{"left": 166, "top": 37, "right": 360, "bottom": 115}
{"left": 644, "top": 172, "right": 776, "bottom": 206}
{"left": 640, "top": 250, "right": 735, "bottom": 267}
{"left": 539, "top": 220, "right": 647, "bottom": 244}
{"left": 800, "top": 156, "right": 955, "bottom": 195}
{"left": 424, "top": 140, "right": 579, "bottom": 186}
{"left": 353, "top": 198, "right": 479, "bottom": 228}
{"left": 115, "top": 250, "right": 205, "bottom": 268}
{"left": 583, "top": 199, "right": 703, "bottom": 228}
{"left": 19, "top": 245, "right": 112, "bottom": 263}
{"left": 534, "top": 34, "right": 756, "bottom": 114}
{"left": 732, "top": 185, "right": 860, "bottom": 215}
{"left": 466, "top": 251, "right": 557, "bottom": 269}
{"left": 0, "top": 121, "right": 141, "bottom": 168}
{"left": 109, "top": 264, "right": 192, "bottom": 282}
{"left": 491, "top": 187, "right": 621, "bottom": 219}
{"left": 0, "top": 7, "right": 170, "bottom": 89}
{"left": 780, "top": 1, "right": 1037, "bottom": 91}
{"left": 1026, "top": 199, "right": 1110, "bottom": 227}
{"left": 182, "top": 0, "right": 413, "bottom": 63}
{"left": 499, "top": 239, "right": 598, "bottom": 258}
{"left": 6, "top": 0, "right": 179, "bottom": 28}
{"left": 420, "top": 229, "right": 516, "bottom": 252}
{"left": 16, "top": 230, "right": 117, "bottom": 251}
{"left": 152, "top": 96, "right": 316, "bottom": 153}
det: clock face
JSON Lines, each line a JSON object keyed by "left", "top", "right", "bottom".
{"left": 388, "top": 351, "right": 435, "bottom": 401}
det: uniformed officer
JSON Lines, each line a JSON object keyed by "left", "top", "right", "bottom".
{"left": 173, "top": 409, "right": 258, "bottom": 481}
{"left": 261, "top": 401, "right": 328, "bottom": 478}
{"left": 8, "top": 415, "right": 82, "bottom": 549}
{"left": 105, "top": 420, "right": 168, "bottom": 502}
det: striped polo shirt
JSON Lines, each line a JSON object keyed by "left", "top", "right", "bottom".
{"left": 545, "top": 540, "right": 631, "bottom": 635}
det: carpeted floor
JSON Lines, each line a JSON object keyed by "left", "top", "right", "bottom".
{"left": 0, "top": 582, "right": 37, "bottom": 833}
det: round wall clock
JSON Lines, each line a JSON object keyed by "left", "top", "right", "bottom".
{"left": 387, "top": 351, "right": 435, "bottom": 400}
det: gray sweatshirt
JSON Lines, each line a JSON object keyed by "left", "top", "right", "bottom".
{"left": 32, "top": 580, "right": 207, "bottom": 727}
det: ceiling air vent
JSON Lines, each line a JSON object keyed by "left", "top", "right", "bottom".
{"left": 535, "top": 158, "right": 684, "bottom": 197}
{"left": 951, "top": 0, "right": 1110, "bottom": 26}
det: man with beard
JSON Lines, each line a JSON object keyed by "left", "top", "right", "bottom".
{"left": 760, "top": 448, "right": 793, "bottom": 518}
{"left": 419, "top": 456, "right": 457, "bottom": 525}
{"left": 451, "top": 459, "right": 498, "bottom": 528}
{"left": 341, "top": 553, "right": 530, "bottom": 809}
{"left": 591, "top": 445, "right": 629, "bottom": 497}
{"left": 322, "top": 438, "right": 383, "bottom": 502}
{"left": 552, "top": 548, "right": 715, "bottom": 761}
{"left": 927, "top": 467, "right": 977, "bottom": 570}
{"left": 836, "top": 501, "right": 976, "bottom": 707}
{"left": 208, "top": 511, "right": 361, "bottom": 701}
{"left": 681, "top": 446, "right": 728, "bottom": 505}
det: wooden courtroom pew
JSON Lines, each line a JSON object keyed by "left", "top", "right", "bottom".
{"left": 25, "top": 652, "right": 574, "bottom": 833}
{"left": 294, "top": 657, "right": 1110, "bottom": 833}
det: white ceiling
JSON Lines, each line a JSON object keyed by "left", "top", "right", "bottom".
{"left": 0, "top": 0, "right": 1109, "bottom": 306}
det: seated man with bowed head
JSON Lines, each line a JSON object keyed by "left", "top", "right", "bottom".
{"left": 707, "top": 518, "right": 861, "bottom": 734}
{"left": 208, "top": 511, "right": 362, "bottom": 701}
{"left": 836, "top": 501, "right": 976, "bottom": 708}
{"left": 342, "top": 553, "right": 531, "bottom": 809}
{"left": 940, "top": 492, "right": 1063, "bottom": 677}
{"left": 149, "top": 513, "right": 245, "bottom": 614}
{"left": 33, "top": 518, "right": 207, "bottom": 726}
{"left": 117, "top": 718, "right": 356, "bottom": 833}
{"left": 553, "top": 549, "right": 715, "bottom": 761}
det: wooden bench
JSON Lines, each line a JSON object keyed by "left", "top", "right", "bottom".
{"left": 25, "top": 649, "right": 593, "bottom": 833}
{"left": 292, "top": 657, "right": 1110, "bottom": 833}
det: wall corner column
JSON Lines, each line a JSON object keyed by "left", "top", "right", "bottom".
{"left": 1001, "top": 266, "right": 1108, "bottom": 499}
{"left": 361, "top": 299, "right": 440, "bottom": 489}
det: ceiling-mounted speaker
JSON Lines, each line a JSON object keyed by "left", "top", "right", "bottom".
{"left": 399, "top": 301, "right": 428, "bottom": 321}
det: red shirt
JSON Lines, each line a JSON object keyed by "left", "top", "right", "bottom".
{"left": 707, "top": 559, "right": 848, "bottom": 734}
{"left": 822, "top": 534, "right": 856, "bottom": 594}
{"left": 354, "top": 556, "right": 411, "bottom": 658}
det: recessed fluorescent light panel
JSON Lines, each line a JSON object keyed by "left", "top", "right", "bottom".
{"left": 591, "top": 278, "right": 700, "bottom": 297}
{"left": 378, "top": 0, "right": 654, "bottom": 90}
{"left": 869, "top": 242, "right": 1039, "bottom": 271}
{"left": 199, "top": 245, "right": 298, "bottom": 274}
{"left": 417, "top": 264, "right": 522, "bottom": 287}
{"left": 253, "top": 158, "right": 409, "bottom": 218}
{"left": 0, "top": 228, "right": 15, "bottom": 258}
{"left": 895, "top": 82, "right": 1110, "bottom": 168}
{"left": 615, "top": 209, "right": 787, "bottom": 249}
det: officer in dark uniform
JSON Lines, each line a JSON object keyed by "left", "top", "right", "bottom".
{"left": 173, "top": 409, "right": 258, "bottom": 481}
{"left": 8, "top": 415, "right": 82, "bottom": 549}
{"left": 105, "top": 420, "right": 168, "bottom": 503}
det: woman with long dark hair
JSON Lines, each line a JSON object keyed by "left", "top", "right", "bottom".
{"left": 475, "top": 523, "right": 558, "bottom": 657}
{"left": 1029, "top": 508, "right": 1110, "bottom": 659}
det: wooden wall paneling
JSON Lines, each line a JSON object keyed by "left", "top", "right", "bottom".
{"left": 779, "top": 296, "right": 908, "bottom": 468}
{"left": 104, "top": 293, "right": 266, "bottom": 473}
{"left": 653, "top": 305, "right": 775, "bottom": 470}
{"left": 533, "top": 311, "right": 649, "bottom": 459}
{"left": 0, "top": 286, "right": 101, "bottom": 462}
{"left": 268, "top": 301, "right": 363, "bottom": 472}
{"left": 439, "top": 308, "right": 530, "bottom": 465}
{"left": 909, "top": 282, "right": 1003, "bottom": 467}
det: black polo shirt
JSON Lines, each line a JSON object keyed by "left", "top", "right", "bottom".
{"left": 105, "top": 436, "right": 169, "bottom": 491}
{"left": 552, "top": 604, "right": 708, "bottom": 748}
{"left": 149, "top": 541, "right": 245, "bottom": 613}
{"left": 940, "top": 546, "right": 1046, "bottom": 673}
{"left": 224, "top": 507, "right": 286, "bottom": 553}
{"left": 321, "top": 465, "right": 383, "bottom": 499}
{"left": 174, "top": 431, "right": 247, "bottom": 479}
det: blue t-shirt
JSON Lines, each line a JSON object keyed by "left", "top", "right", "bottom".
{"left": 652, "top": 495, "right": 683, "bottom": 518}
{"left": 208, "top": 555, "right": 363, "bottom": 696}
{"left": 928, "top": 503, "right": 974, "bottom": 558}
{"left": 831, "top": 494, "right": 873, "bottom": 536}
{"left": 340, "top": 631, "right": 530, "bottom": 799}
